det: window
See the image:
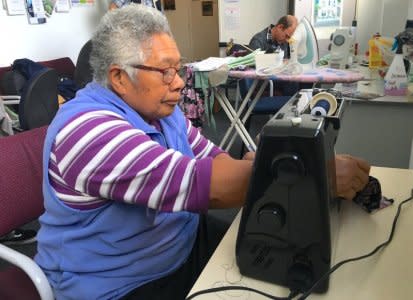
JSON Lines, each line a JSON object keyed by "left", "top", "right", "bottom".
{"left": 295, "top": 0, "right": 356, "bottom": 40}
{"left": 313, "top": 0, "right": 342, "bottom": 27}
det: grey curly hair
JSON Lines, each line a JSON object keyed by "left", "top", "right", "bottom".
{"left": 89, "top": 4, "right": 172, "bottom": 88}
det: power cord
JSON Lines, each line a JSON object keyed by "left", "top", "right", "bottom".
{"left": 185, "top": 286, "right": 299, "bottom": 300}
{"left": 186, "top": 190, "right": 413, "bottom": 300}
{"left": 297, "top": 191, "right": 413, "bottom": 299}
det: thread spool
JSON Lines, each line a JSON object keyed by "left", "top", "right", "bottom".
{"left": 310, "top": 92, "right": 338, "bottom": 116}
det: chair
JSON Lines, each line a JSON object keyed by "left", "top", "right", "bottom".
{"left": 0, "top": 126, "right": 54, "bottom": 300}
{"left": 238, "top": 78, "right": 291, "bottom": 156}
{"left": 18, "top": 68, "right": 59, "bottom": 130}
{"left": 74, "top": 40, "right": 93, "bottom": 89}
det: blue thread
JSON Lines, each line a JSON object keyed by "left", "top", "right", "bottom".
{"left": 311, "top": 99, "right": 330, "bottom": 116}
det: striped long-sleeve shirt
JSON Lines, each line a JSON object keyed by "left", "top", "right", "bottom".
{"left": 48, "top": 110, "right": 224, "bottom": 212}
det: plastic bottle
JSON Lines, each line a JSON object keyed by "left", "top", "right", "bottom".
{"left": 384, "top": 38, "right": 408, "bottom": 96}
{"left": 368, "top": 33, "right": 383, "bottom": 69}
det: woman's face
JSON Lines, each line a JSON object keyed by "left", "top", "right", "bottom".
{"left": 122, "top": 33, "right": 185, "bottom": 122}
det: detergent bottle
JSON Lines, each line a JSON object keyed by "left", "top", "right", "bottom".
{"left": 384, "top": 36, "right": 408, "bottom": 96}
{"left": 368, "top": 33, "right": 383, "bottom": 69}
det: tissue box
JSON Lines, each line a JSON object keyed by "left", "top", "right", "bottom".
{"left": 255, "top": 53, "right": 283, "bottom": 71}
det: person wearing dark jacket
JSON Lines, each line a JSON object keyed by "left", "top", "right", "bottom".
{"left": 249, "top": 15, "right": 302, "bottom": 95}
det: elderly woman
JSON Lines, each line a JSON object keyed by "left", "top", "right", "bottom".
{"left": 35, "top": 5, "right": 370, "bottom": 300}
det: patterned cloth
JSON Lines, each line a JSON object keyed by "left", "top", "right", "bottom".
{"left": 353, "top": 176, "right": 394, "bottom": 213}
{"left": 179, "top": 67, "right": 206, "bottom": 128}
{"left": 229, "top": 67, "right": 365, "bottom": 83}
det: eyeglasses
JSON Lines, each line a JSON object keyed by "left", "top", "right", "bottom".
{"left": 129, "top": 64, "right": 182, "bottom": 84}
{"left": 283, "top": 30, "right": 292, "bottom": 39}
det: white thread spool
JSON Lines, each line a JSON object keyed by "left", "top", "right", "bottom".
{"left": 310, "top": 92, "right": 338, "bottom": 116}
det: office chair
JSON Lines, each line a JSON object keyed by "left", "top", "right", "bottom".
{"left": 238, "top": 78, "right": 291, "bottom": 157}
{"left": 74, "top": 40, "right": 93, "bottom": 89}
{"left": 18, "top": 68, "right": 59, "bottom": 130}
{"left": 0, "top": 126, "right": 54, "bottom": 300}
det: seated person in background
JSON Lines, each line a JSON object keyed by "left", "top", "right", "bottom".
{"left": 249, "top": 15, "right": 298, "bottom": 57}
{"left": 249, "top": 15, "right": 303, "bottom": 96}
{"left": 35, "top": 5, "right": 370, "bottom": 300}
{"left": 109, "top": 0, "right": 162, "bottom": 11}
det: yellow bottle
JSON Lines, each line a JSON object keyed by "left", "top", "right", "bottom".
{"left": 368, "top": 34, "right": 383, "bottom": 69}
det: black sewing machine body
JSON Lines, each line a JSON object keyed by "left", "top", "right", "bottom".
{"left": 236, "top": 90, "right": 345, "bottom": 293}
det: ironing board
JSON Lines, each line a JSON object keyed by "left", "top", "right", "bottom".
{"left": 213, "top": 67, "right": 364, "bottom": 152}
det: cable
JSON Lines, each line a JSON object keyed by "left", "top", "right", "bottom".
{"left": 185, "top": 189, "right": 413, "bottom": 300}
{"left": 354, "top": 0, "right": 358, "bottom": 20}
{"left": 296, "top": 192, "right": 413, "bottom": 300}
{"left": 185, "top": 285, "right": 299, "bottom": 300}
{"left": 186, "top": 191, "right": 413, "bottom": 300}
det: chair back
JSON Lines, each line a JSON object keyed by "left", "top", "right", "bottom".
{"left": 19, "top": 68, "right": 59, "bottom": 130}
{"left": 74, "top": 40, "right": 93, "bottom": 89}
{"left": 0, "top": 126, "right": 47, "bottom": 236}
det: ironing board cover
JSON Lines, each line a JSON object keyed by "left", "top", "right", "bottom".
{"left": 229, "top": 67, "right": 364, "bottom": 83}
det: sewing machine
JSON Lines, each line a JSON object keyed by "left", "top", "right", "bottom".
{"left": 329, "top": 28, "right": 354, "bottom": 69}
{"left": 236, "top": 89, "right": 346, "bottom": 293}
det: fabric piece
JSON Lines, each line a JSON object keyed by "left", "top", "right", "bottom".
{"left": 179, "top": 66, "right": 205, "bottom": 128}
{"left": 353, "top": 176, "right": 394, "bottom": 213}
{"left": 194, "top": 70, "right": 216, "bottom": 130}
{"left": 0, "top": 99, "right": 13, "bottom": 136}
{"left": 208, "top": 64, "right": 229, "bottom": 87}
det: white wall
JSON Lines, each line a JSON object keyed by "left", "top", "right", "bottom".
{"left": 295, "top": 0, "right": 411, "bottom": 57}
{"left": 356, "top": 0, "right": 410, "bottom": 55}
{"left": 1, "top": 0, "right": 410, "bottom": 67}
{"left": 0, "top": 1, "right": 109, "bottom": 67}
{"left": 0, "top": 0, "right": 218, "bottom": 66}
{"left": 218, "top": 0, "right": 288, "bottom": 45}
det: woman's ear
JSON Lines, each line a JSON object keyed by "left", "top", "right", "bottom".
{"left": 108, "top": 65, "right": 129, "bottom": 96}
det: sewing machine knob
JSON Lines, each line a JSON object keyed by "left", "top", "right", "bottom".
{"left": 287, "top": 261, "right": 314, "bottom": 292}
{"left": 257, "top": 203, "right": 286, "bottom": 230}
{"left": 271, "top": 153, "right": 305, "bottom": 185}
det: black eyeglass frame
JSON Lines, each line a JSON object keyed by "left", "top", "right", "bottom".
{"left": 129, "top": 64, "right": 182, "bottom": 84}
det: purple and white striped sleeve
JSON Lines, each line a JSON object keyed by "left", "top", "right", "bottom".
{"left": 185, "top": 118, "right": 226, "bottom": 159}
{"left": 49, "top": 110, "right": 212, "bottom": 213}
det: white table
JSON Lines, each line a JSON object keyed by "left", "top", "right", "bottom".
{"left": 188, "top": 166, "right": 413, "bottom": 300}
{"left": 213, "top": 68, "right": 365, "bottom": 152}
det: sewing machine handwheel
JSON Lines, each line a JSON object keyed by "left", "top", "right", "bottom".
{"left": 271, "top": 153, "right": 305, "bottom": 185}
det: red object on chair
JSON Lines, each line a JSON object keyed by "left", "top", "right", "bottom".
{"left": 0, "top": 126, "right": 54, "bottom": 300}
